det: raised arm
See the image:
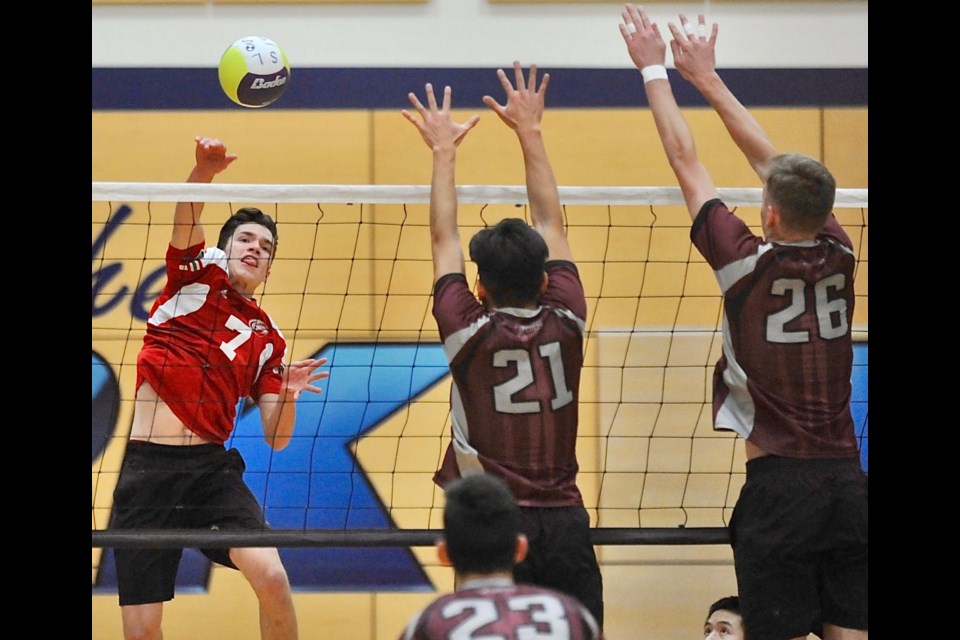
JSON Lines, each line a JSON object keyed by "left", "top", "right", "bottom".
{"left": 402, "top": 84, "right": 480, "bottom": 282}
{"left": 482, "top": 62, "right": 572, "bottom": 262}
{"left": 668, "top": 13, "right": 778, "bottom": 177}
{"left": 620, "top": 5, "right": 716, "bottom": 221}
{"left": 257, "top": 357, "right": 329, "bottom": 451}
{"left": 171, "top": 136, "right": 238, "bottom": 249}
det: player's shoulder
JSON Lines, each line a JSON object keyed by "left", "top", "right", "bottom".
{"left": 546, "top": 258, "right": 577, "bottom": 271}
{"left": 434, "top": 272, "right": 470, "bottom": 294}
{"left": 513, "top": 582, "right": 583, "bottom": 606}
{"left": 168, "top": 243, "right": 227, "bottom": 271}
{"left": 200, "top": 246, "right": 228, "bottom": 266}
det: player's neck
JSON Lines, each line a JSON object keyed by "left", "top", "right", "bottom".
{"left": 455, "top": 570, "right": 514, "bottom": 590}
{"left": 486, "top": 298, "right": 538, "bottom": 311}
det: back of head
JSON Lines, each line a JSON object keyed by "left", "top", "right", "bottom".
{"left": 442, "top": 473, "right": 522, "bottom": 575}
{"left": 468, "top": 218, "right": 548, "bottom": 307}
{"left": 217, "top": 207, "right": 280, "bottom": 258}
{"left": 763, "top": 153, "right": 836, "bottom": 235}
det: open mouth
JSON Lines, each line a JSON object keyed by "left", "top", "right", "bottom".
{"left": 241, "top": 256, "right": 258, "bottom": 268}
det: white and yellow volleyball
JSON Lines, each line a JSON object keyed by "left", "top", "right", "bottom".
{"left": 218, "top": 36, "right": 291, "bottom": 108}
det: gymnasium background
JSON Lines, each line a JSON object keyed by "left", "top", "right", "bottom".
{"left": 91, "top": 2, "right": 868, "bottom": 638}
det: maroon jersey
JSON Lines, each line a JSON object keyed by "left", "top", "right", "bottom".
{"left": 136, "top": 242, "right": 287, "bottom": 445}
{"left": 691, "top": 199, "right": 859, "bottom": 458}
{"left": 399, "top": 578, "right": 601, "bottom": 640}
{"left": 432, "top": 261, "right": 587, "bottom": 507}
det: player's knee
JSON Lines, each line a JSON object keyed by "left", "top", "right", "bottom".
{"left": 121, "top": 605, "right": 163, "bottom": 640}
{"left": 248, "top": 562, "right": 292, "bottom": 601}
{"left": 122, "top": 618, "right": 162, "bottom": 640}
{"left": 123, "top": 628, "right": 161, "bottom": 640}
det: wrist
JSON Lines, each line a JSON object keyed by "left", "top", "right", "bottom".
{"left": 432, "top": 143, "right": 457, "bottom": 158}
{"left": 188, "top": 166, "right": 216, "bottom": 183}
{"left": 640, "top": 64, "right": 668, "bottom": 84}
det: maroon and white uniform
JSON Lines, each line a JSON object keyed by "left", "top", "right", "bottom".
{"left": 136, "top": 242, "right": 287, "bottom": 445}
{"left": 431, "top": 261, "right": 587, "bottom": 506}
{"left": 691, "top": 199, "right": 859, "bottom": 458}
{"left": 398, "top": 578, "right": 601, "bottom": 640}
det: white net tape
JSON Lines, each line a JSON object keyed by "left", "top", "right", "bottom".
{"left": 92, "top": 183, "right": 868, "bottom": 208}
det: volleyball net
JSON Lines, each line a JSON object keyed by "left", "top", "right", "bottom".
{"left": 91, "top": 182, "right": 868, "bottom": 551}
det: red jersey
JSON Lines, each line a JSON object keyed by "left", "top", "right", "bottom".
{"left": 398, "top": 578, "right": 601, "bottom": 640}
{"left": 690, "top": 199, "right": 860, "bottom": 459}
{"left": 136, "top": 242, "right": 287, "bottom": 445}
{"left": 431, "top": 261, "right": 587, "bottom": 507}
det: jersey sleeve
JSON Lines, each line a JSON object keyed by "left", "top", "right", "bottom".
{"left": 542, "top": 260, "right": 586, "bottom": 320}
{"left": 250, "top": 319, "right": 287, "bottom": 400}
{"left": 690, "top": 198, "right": 762, "bottom": 272}
{"left": 163, "top": 242, "right": 237, "bottom": 297}
{"left": 432, "top": 273, "right": 484, "bottom": 341}
{"left": 163, "top": 241, "right": 211, "bottom": 287}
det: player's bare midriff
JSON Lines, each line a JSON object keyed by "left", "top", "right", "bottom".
{"left": 744, "top": 439, "right": 770, "bottom": 461}
{"left": 130, "top": 382, "right": 219, "bottom": 446}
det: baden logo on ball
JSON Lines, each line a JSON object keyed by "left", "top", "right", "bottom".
{"left": 218, "top": 36, "right": 291, "bottom": 108}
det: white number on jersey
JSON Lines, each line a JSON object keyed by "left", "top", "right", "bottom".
{"left": 441, "top": 594, "right": 572, "bottom": 639}
{"left": 766, "top": 274, "right": 848, "bottom": 343}
{"left": 492, "top": 342, "right": 574, "bottom": 414}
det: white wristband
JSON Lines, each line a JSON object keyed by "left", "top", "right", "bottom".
{"left": 641, "top": 64, "right": 668, "bottom": 84}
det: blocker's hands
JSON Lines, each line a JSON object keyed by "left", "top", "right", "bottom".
{"left": 402, "top": 83, "right": 480, "bottom": 151}
{"left": 619, "top": 4, "right": 667, "bottom": 71}
{"left": 667, "top": 13, "right": 720, "bottom": 86}
{"left": 482, "top": 61, "right": 548, "bottom": 133}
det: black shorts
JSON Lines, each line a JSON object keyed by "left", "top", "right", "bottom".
{"left": 109, "top": 441, "right": 269, "bottom": 606}
{"left": 514, "top": 505, "right": 604, "bottom": 629}
{"left": 730, "top": 455, "right": 868, "bottom": 638}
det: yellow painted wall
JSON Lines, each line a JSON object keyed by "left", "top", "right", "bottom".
{"left": 92, "top": 106, "right": 866, "bottom": 640}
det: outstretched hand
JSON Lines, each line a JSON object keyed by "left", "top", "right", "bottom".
{"left": 619, "top": 4, "right": 667, "bottom": 71}
{"left": 667, "top": 14, "right": 719, "bottom": 85}
{"left": 482, "top": 61, "right": 548, "bottom": 133}
{"left": 402, "top": 84, "right": 480, "bottom": 151}
{"left": 193, "top": 135, "right": 238, "bottom": 180}
{"left": 282, "top": 357, "right": 330, "bottom": 400}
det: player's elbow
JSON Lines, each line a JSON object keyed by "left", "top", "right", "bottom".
{"left": 264, "top": 431, "right": 292, "bottom": 451}
{"left": 666, "top": 144, "right": 699, "bottom": 175}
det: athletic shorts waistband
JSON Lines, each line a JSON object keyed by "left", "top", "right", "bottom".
{"left": 745, "top": 454, "right": 861, "bottom": 477}
{"left": 124, "top": 440, "right": 226, "bottom": 459}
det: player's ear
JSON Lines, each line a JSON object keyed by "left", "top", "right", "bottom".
{"left": 539, "top": 272, "right": 549, "bottom": 296}
{"left": 766, "top": 202, "right": 779, "bottom": 222}
{"left": 476, "top": 278, "right": 488, "bottom": 304}
{"left": 436, "top": 539, "right": 453, "bottom": 567}
{"left": 513, "top": 534, "right": 529, "bottom": 564}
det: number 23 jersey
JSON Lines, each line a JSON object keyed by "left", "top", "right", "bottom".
{"left": 399, "top": 578, "right": 600, "bottom": 640}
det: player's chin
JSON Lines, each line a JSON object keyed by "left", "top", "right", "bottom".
{"left": 231, "top": 267, "right": 267, "bottom": 292}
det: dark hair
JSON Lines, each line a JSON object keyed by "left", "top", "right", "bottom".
{"left": 217, "top": 207, "right": 279, "bottom": 259}
{"left": 762, "top": 153, "right": 836, "bottom": 234}
{"left": 442, "top": 473, "right": 522, "bottom": 575}
{"left": 707, "top": 595, "right": 745, "bottom": 637}
{"left": 468, "top": 218, "right": 548, "bottom": 307}
{"left": 707, "top": 596, "right": 740, "bottom": 619}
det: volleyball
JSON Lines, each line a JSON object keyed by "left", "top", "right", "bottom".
{"left": 218, "top": 36, "right": 291, "bottom": 108}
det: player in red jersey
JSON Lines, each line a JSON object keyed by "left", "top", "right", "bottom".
{"left": 109, "top": 135, "right": 329, "bottom": 640}
{"left": 403, "top": 62, "right": 604, "bottom": 630}
{"left": 398, "top": 473, "right": 601, "bottom": 640}
{"left": 619, "top": 6, "right": 867, "bottom": 639}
